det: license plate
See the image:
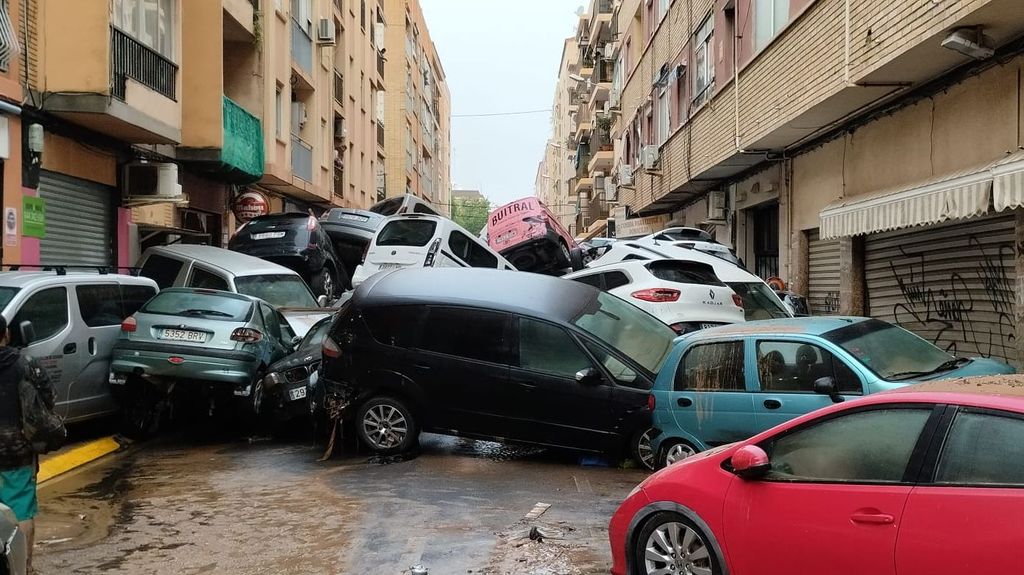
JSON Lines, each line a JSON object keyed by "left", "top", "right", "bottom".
{"left": 252, "top": 231, "right": 286, "bottom": 240}
{"left": 288, "top": 387, "right": 308, "bottom": 401}
{"left": 108, "top": 373, "right": 127, "bottom": 385}
{"left": 700, "top": 323, "right": 718, "bottom": 330}
{"left": 378, "top": 263, "right": 405, "bottom": 271}
{"left": 339, "top": 213, "right": 369, "bottom": 222}
{"left": 160, "top": 329, "right": 206, "bottom": 342}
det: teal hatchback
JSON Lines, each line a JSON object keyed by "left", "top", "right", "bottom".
{"left": 650, "top": 317, "right": 1015, "bottom": 468}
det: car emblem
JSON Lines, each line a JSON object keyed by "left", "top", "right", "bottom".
{"left": 709, "top": 289, "right": 715, "bottom": 300}
{"left": 391, "top": 250, "right": 397, "bottom": 256}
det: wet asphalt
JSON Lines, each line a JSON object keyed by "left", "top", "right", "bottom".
{"left": 34, "top": 423, "right": 648, "bottom": 574}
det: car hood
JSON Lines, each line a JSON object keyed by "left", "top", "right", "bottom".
{"left": 280, "top": 309, "right": 332, "bottom": 338}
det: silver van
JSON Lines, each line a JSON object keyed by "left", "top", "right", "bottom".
{"left": 0, "top": 269, "right": 158, "bottom": 423}
{"left": 1, "top": 501, "right": 26, "bottom": 575}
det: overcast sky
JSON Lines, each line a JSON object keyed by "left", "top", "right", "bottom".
{"left": 420, "top": 0, "right": 583, "bottom": 208}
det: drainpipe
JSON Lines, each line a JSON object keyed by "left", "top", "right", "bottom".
{"left": 0, "top": 101, "right": 22, "bottom": 116}
{"left": 844, "top": 0, "right": 852, "bottom": 86}
{"left": 733, "top": 9, "right": 741, "bottom": 151}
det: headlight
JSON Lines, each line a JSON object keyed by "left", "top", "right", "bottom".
{"left": 264, "top": 372, "right": 287, "bottom": 388}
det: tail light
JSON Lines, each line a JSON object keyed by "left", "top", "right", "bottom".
{"left": 230, "top": 222, "right": 248, "bottom": 239}
{"left": 322, "top": 337, "right": 341, "bottom": 359}
{"left": 230, "top": 328, "right": 263, "bottom": 343}
{"left": 631, "top": 288, "right": 681, "bottom": 303}
{"left": 424, "top": 238, "right": 442, "bottom": 267}
{"left": 121, "top": 316, "right": 137, "bottom": 333}
{"left": 732, "top": 294, "right": 744, "bottom": 308}
{"left": 647, "top": 394, "right": 656, "bottom": 411}
{"left": 669, "top": 322, "right": 686, "bottom": 335}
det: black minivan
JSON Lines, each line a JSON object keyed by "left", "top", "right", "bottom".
{"left": 320, "top": 267, "right": 678, "bottom": 462}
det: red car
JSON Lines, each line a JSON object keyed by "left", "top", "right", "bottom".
{"left": 609, "top": 376, "right": 1024, "bottom": 575}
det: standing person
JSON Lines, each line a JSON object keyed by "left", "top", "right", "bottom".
{"left": 0, "top": 315, "right": 56, "bottom": 573}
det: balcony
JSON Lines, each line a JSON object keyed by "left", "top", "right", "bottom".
{"left": 291, "top": 19, "right": 313, "bottom": 78}
{"left": 111, "top": 27, "right": 177, "bottom": 101}
{"left": 224, "top": 0, "right": 257, "bottom": 40}
{"left": 588, "top": 132, "right": 614, "bottom": 175}
{"left": 179, "top": 96, "right": 264, "bottom": 183}
{"left": 575, "top": 177, "right": 594, "bottom": 197}
{"left": 333, "top": 166, "right": 344, "bottom": 199}
{"left": 291, "top": 136, "right": 314, "bottom": 182}
{"left": 334, "top": 70, "right": 344, "bottom": 106}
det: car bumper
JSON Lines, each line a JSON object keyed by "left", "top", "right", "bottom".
{"left": 609, "top": 489, "right": 652, "bottom": 575}
{"left": 111, "top": 343, "right": 260, "bottom": 386}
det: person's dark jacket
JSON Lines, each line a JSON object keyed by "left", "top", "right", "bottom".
{"left": 0, "top": 347, "right": 52, "bottom": 470}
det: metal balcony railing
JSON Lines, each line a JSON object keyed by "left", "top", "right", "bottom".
{"left": 291, "top": 136, "right": 313, "bottom": 182}
{"left": 334, "top": 70, "right": 344, "bottom": 105}
{"left": 598, "top": 0, "right": 613, "bottom": 13}
{"left": 291, "top": 19, "right": 313, "bottom": 76}
{"left": 333, "top": 166, "right": 344, "bottom": 198}
{"left": 110, "top": 26, "right": 178, "bottom": 101}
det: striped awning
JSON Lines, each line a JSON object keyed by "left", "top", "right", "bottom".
{"left": 992, "top": 150, "right": 1024, "bottom": 212}
{"left": 820, "top": 164, "right": 993, "bottom": 239}
{"left": 0, "top": 5, "right": 20, "bottom": 70}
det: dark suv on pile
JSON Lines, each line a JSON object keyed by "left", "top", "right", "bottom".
{"left": 229, "top": 213, "right": 346, "bottom": 300}
{"left": 320, "top": 267, "right": 678, "bottom": 461}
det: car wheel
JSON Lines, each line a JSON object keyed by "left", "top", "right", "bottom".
{"left": 120, "top": 378, "right": 165, "bottom": 440}
{"left": 634, "top": 512, "right": 720, "bottom": 575}
{"left": 313, "top": 268, "right": 337, "bottom": 300}
{"left": 659, "top": 440, "right": 699, "bottom": 468}
{"left": 558, "top": 242, "right": 573, "bottom": 267}
{"left": 356, "top": 396, "right": 419, "bottom": 454}
{"left": 569, "top": 247, "right": 585, "bottom": 271}
{"left": 632, "top": 428, "right": 657, "bottom": 470}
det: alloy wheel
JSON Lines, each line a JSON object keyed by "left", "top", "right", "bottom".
{"left": 665, "top": 442, "right": 697, "bottom": 466}
{"left": 362, "top": 404, "right": 409, "bottom": 449}
{"left": 643, "top": 521, "right": 714, "bottom": 575}
{"left": 635, "top": 429, "right": 656, "bottom": 470}
{"left": 322, "top": 271, "right": 335, "bottom": 300}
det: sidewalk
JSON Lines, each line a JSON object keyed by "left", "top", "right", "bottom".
{"left": 38, "top": 436, "right": 126, "bottom": 484}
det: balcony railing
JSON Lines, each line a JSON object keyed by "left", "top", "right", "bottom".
{"left": 598, "top": 0, "right": 613, "bottom": 13}
{"left": 377, "top": 122, "right": 385, "bottom": 147}
{"left": 110, "top": 26, "right": 178, "bottom": 101}
{"left": 291, "top": 136, "right": 313, "bottom": 182}
{"left": 333, "top": 166, "right": 344, "bottom": 198}
{"left": 221, "top": 96, "right": 264, "bottom": 182}
{"left": 291, "top": 19, "right": 313, "bottom": 76}
{"left": 334, "top": 70, "right": 344, "bottom": 105}
{"left": 377, "top": 52, "right": 385, "bottom": 78}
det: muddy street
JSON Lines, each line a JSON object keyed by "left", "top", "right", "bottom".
{"left": 34, "top": 430, "right": 647, "bottom": 574}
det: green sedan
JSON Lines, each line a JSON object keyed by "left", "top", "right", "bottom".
{"left": 110, "top": 288, "right": 299, "bottom": 436}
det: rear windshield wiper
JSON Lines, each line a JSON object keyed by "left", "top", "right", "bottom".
{"left": 180, "top": 309, "right": 234, "bottom": 318}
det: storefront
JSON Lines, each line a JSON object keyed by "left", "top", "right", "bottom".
{"left": 806, "top": 229, "right": 840, "bottom": 316}
{"left": 38, "top": 170, "right": 115, "bottom": 266}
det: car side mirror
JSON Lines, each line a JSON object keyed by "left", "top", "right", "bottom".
{"left": 317, "top": 295, "right": 329, "bottom": 307}
{"left": 18, "top": 321, "right": 36, "bottom": 347}
{"left": 731, "top": 445, "right": 771, "bottom": 480}
{"left": 290, "top": 335, "right": 303, "bottom": 348}
{"left": 575, "top": 367, "right": 602, "bottom": 386}
{"left": 813, "top": 376, "right": 844, "bottom": 403}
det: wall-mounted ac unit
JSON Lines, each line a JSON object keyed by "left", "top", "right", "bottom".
{"left": 608, "top": 87, "right": 621, "bottom": 110}
{"left": 604, "top": 43, "right": 616, "bottom": 60}
{"left": 707, "top": 190, "right": 727, "bottom": 222}
{"left": 605, "top": 173, "right": 618, "bottom": 200}
{"left": 124, "top": 162, "right": 186, "bottom": 206}
{"left": 642, "top": 145, "right": 660, "bottom": 170}
{"left": 317, "top": 19, "right": 336, "bottom": 44}
{"left": 619, "top": 163, "right": 633, "bottom": 186}
{"left": 334, "top": 117, "right": 347, "bottom": 143}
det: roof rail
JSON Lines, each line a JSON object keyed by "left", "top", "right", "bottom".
{"left": 2, "top": 264, "right": 143, "bottom": 277}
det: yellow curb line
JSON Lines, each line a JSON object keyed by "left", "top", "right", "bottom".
{"left": 38, "top": 437, "right": 122, "bottom": 484}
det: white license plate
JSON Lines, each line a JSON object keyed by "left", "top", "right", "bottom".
{"left": 288, "top": 387, "right": 308, "bottom": 401}
{"left": 160, "top": 329, "right": 206, "bottom": 342}
{"left": 378, "top": 263, "right": 405, "bottom": 271}
{"left": 700, "top": 323, "right": 718, "bottom": 330}
{"left": 108, "top": 373, "right": 127, "bottom": 385}
{"left": 252, "top": 231, "right": 286, "bottom": 240}
{"left": 339, "top": 214, "right": 369, "bottom": 222}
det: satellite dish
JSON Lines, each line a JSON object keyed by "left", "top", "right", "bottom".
{"left": 574, "top": 6, "right": 585, "bottom": 17}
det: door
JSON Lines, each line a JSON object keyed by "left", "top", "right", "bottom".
{"left": 723, "top": 406, "right": 935, "bottom": 575}
{"left": 446, "top": 230, "right": 499, "bottom": 269}
{"left": 506, "top": 317, "right": 611, "bottom": 448}
{"left": 71, "top": 284, "right": 140, "bottom": 417}
{"left": 897, "top": 407, "right": 1024, "bottom": 574}
{"left": 807, "top": 229, "right": 840, "bottom": 315}
{"left": 753, "top": 339, "right": 863, "bottom": 431}
{"left": 669, "top": 340, "right": 756, "bottom": 447}
{"left": 412, "top": 307, "right": 511, "bottom": 435}
{"left": 584, "top": 339, "right": 653, "bottom": 449}
{"left": 38, "top": 171, "right": 114, "bottom": 266}
{"left": 8, "top": 287, "right": 78, "bottom": 419}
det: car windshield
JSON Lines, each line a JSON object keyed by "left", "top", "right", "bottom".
{"left": 376, "top": 219, "right": 437, "bottom": 247}
{"left": 234, "top": 275, "right": 318, "bottom": 308}
{"left": 0, "top": 287, "right": 20, "bottom": 312}
{"left": 645, "top": 261, "right": 724, "bottom": 286}
{"left": 142, "top": 291, "right": 252, "bottom": 321}
{"left": 300, "top": 317, "right": 334, "bottom": 350}
{"left": 727, "top": 282, "right": 791, "bottom": 320}
{"left": 571, "top": 291, "right": 676, "bottom": 375}
{"left": 823, "top": 319, "right": 957, "bottom": 380}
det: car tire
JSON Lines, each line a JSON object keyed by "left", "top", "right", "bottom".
{"left": 658, "top": 439, "right": 699, "bottom": 469}
{"left": 356, "top": 396, "right": 419, "bottom": 455}
{"left": 631, "top": 428, "right": 657, "bottom": 471}
{"left": 569, "top": 246, "right": 585, "bottom": 271}
{"left": 633, "top": 512, "right": 722, "bottom": 575}
{"left": 120, "top": 378, "right": 165, "bottom": 440}
{"left": 312, "top": 268, "right": 337, "bottom": 300}
{"left": 558, "top": 242, "right": 573, "bottom": 268}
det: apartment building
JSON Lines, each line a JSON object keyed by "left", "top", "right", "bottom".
{"left": 382, "top": 0, "right": 450, "bottom": 215}
{"left": 0, "top": 1, "right": 22, "bottom": 266}
{"left": 603, "top": 0, "right": 1024, "bottom": 365}
{"left": 537, "top": 37, "right": 581, "bottom": 235}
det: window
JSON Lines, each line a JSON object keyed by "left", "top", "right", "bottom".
{"left": 376, "top": 219, "right": 437, "bottom": 247}
{"left": 766, "top": 408, "right": 931, "bottom": 482}
{"left": 754, "top": 0, "right": 790, "bottom": 51}
{"left": 122, "top": 285, "right": 156, "bottom": 316}
{"left": 275, "top": 85, "right": 284, "bottom": 138}
{"left": 518, "top": 318, "right": 593, "bottom": 379}
{"left": 113, "top": 0, "right": 175, "bottom": 59}
{"left": 675, "top": 65, "right": 687, "bottom": 126}
{"left": 448, "top": 231, "right": 498, "bottom": 268}
{"left": 693, "top": 15, "right": 714, "bottom": 105}
{"left": 10, "top": 288, "right": 68, "bottom": 346}
{"left": 140, "top": 254, "right": 184, "bottom": 289}
{"left": 363, "top": 306, "right": 426, "bottom": 348}
{"left": 823, "top": 319, "right": 956, "bottom": 382}
{"left": 571, "top": 274, "right": 604, "bottom": 290}
{"left": 727, "top": 282, "right": 790, "bottom": 321}
{"left": 657, "top": 89, "right": 670, "bottom": 145}
{"left": 675, "top": 341, "right": 745, "bottom": 391}
{"left": 234, "top": 275, "right": 318, "bottom": 308}
{"left": 259, "top": 303, "right": 286, "bottom": 343}
{"left": 935, "top": 410, "right": 1024, "bottom": 486}
{"left": 418, "top": 307, "right": 509, "bottom": 364}
{"left": 756, "top": 341, "right": 861, "bottom": 394}
{"left": 604, "top": 271, "right": 630, "bottom": 291}
{"left": 360, "top": 0, "right": 366, "bottom": 30}
{"left": 76, "top": 285, "right": 124, "bottom": 327}
{"left": 622, "top": 254, "right": 650, "bottom": 262}
{"left": 291, "top": 0, "right": 312, "bottom": 34}
{"left": 646, "top": 261, "right": 722, "bottom": 286}
{"left": 585, "top": 341, "right": 641, "bottom": 387}
{"left": 657, "top": 0, "right": 670, "bottom": 22}
{"left": 188, "top": 268, "right": 229, "bottom": 291}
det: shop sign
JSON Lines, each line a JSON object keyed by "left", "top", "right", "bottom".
{"left": 615, "top": 214, "right": 671, "bottom": 239}
{"left": 232, "top": 191, "right": 270, "bottom": 222}
{"left": 22, "top": 197, "right": 45, "bottom": 238}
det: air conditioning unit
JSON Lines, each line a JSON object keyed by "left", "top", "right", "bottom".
{"left": 642, "top": 145, "right": 660, "bottom": 170}
{"left": 619, "top": 163, "right": 633, "bottom": 186}
{"left": 124, "top": 162, "right": 185, "bottom": 205}
{"left": 609, "top": 87, "right": 621, "bottom": 110}
{"left": 291, "top": 102, "right": 307, "bottom": 129}
{"left": 317, "top": 19, "right": 336, "bottom": 44}
{"left": 334, "top": 117, "right": 347, "bottom": 143}
{"left": 605, "top": 173, "right": 617, "bottom": 200}
{"left": 604, "top": 43, "right": 616, "bottom": 60}
{"left": 707, "top": 190, "right": 727, "bottom": 222}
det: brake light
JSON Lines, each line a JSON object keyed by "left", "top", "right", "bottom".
{"left": 732, "top": 294, "right": 744, "bottom": 308}
{"left": 322, "top": 337, "right": 341, "bottom": 359}
{"left": 230, "top": 328, "right": 263, "bottom": 343}
{"left": 631, "top": 288, "right": 681, "bottom": 302}
{"left": 669, "top": 322, "right": 686, "bottom": 335}
{"left": 121, "top": 316, "right": 137, "bottom": 333}
{"left": 424, "top": 237, "right": 442, "bottom": 267}
{"left": 647, "top": 394, "right": 656, "bottom": 411}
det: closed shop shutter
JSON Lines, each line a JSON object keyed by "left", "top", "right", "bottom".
{"left": 807, "top": 229, "right": 841, "bottom": 315}
{"left": 38, "top": 171, "right": 114, "bottom": 266}
{"left": 865, "top": 214, "right": 1016, "bottom": 364}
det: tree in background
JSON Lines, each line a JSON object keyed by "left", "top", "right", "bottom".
{"left": 450, "top": 197, "right": 492, "bottom": 236}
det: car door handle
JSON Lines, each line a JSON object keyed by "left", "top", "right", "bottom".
{"left": 850, "top": 511, "right": 895, "bottom": 525}
{"left": 514, "top": 381, "right": 537, "bottom": 390}
{"left": 414, "top": 363, "right": 432, "bottom": 371}
{"left": 677, "top": 397, "right": 693, "bottom": 407}
{"left": 763, "top": 399, "right": 782, "bottom": 410}
{"left": 63, "top": 342, "right": 77, "bottom": 354}
{"left": 88, "top": 337, "right": 97, "bottom": 356}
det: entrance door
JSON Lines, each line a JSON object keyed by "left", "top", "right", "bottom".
{"left": 753, "top": 203, "right": 779, "bottom": 280}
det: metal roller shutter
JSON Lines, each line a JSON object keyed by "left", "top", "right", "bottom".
{"left": 865, "top": 214, "right": 1016, "bottom": 364}
{"left": 38, "top": 171, "right": 114, "bottom": 266}
{"left": 807, "top": 229, "right": 841, "bottom": 315}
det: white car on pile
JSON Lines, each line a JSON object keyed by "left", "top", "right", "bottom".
{"left": 564, "top": 259, "right": 745, "bottom": 335}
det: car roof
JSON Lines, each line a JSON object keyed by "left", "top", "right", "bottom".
{"left": 0, "top": 271, "right": 157, "bottom": 289}
{"left": 686, "top": 317, "right": 868, "bottom": 338}
{"left": 143, "top": 245, "right": 300, "bottom": 278}
{"left": 357, "top": 267, "right": 598, "bottom": 320}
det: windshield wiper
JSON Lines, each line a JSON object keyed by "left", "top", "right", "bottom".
{"left": 888, "top": 357, "right": 972, "bottom": 380}
{"left": 180, "top": 309, "right": 233, "bottom": 318}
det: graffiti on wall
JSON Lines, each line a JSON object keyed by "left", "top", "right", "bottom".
{"left": 887, "top": 236, "right": 1015, "bottom": 360}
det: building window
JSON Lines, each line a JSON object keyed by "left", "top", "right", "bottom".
{"left": 360, "top": 0, "right": 366, "bottom": 30}
{"left": 754, "top": 0, "right": 790, "bottom": 51}
{"left": 675, "top": 66, "right": 687, "bottom": 126}
{"left": 692, "top": 14, "right": 714, "bottom": 106}
{"left": 275, "top": 84, "right": 283, "bottom": 137}
{"left": 657, "top": 89, "right": 669, "bottom": 146}
{"left": 291, "top": 0, "right": 312, "bottom": 34}
{"left": 113, "top": 0, "right": 176, "bottom": 59}
{"left": 657, "top": 0, "right": 670, "bottom": 22}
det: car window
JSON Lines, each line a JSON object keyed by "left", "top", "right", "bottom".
{"left": 571, "top": 274, "right": 604, "bottom": 290}
{"left": 188, "top": 267, "right": 230, "bottom": 291}
{"left": 449, "top": 231, "right": 498, "bottom": 268}
{"left": 604, "top": 271, "right": 630, "bottom": 290}
{"left": 766, "top": 408, "right": 932, "bottom": 482}
{"left": 260, "top": 304, "right": 284, "bottom": 343}
{"left": 517, "top": 318, "right": 594, "bottom": 378}
{"left": 142, "top": 291, "right": 252, "bottom": 321}
{"left": 122, "top": 285, "right": 157, "bottom": 316}
{"left": 362, "top": 305, "right": 426, "bottom": 348}
{"left": 934, "top": 410, "right": 1024, "bottom": 487}
{"left": 0, "top": 287, "right": 20, "bottom": 311}
{"left": 572, "top": 292, "right": 676, "bottom": 375}
{"left": 300, "top": 319, "right": 333, "bottom": 350}
{"left": 140, "top": 254, "right": 184, "bottom": 289}
{"left": 11, "top": 287, "right": 69, "bottom": 345}
{"left": 413, "top": 203, "right": 436, "bottom": 214}
{"left": 376, "top": 219, "right": 437, "bottom": 247}
{"left": 622, "top": 254, "right": 649, "bottom": 261}
{"left": 584, "top": 341, "right": 641, "bottom": 387}
{"left": 419, "top": 307, "right": 508, "bottom": 364}
{"left": 645, "top": 261, "right": 724, "bottom": 286}
{"left": 756, "top": 341, "right": 861, "bottom": 394}
{"left": 726, "top": 282, "right": 791, "bottom": 321}
{"left": 675, "top": 341, "right": 745, "bottom": 391}
{"left": 76, "top": 285, "right": 124, "bottom": 327}
{"left": 234, "top": 275, "right": 318, "bottom": 308}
